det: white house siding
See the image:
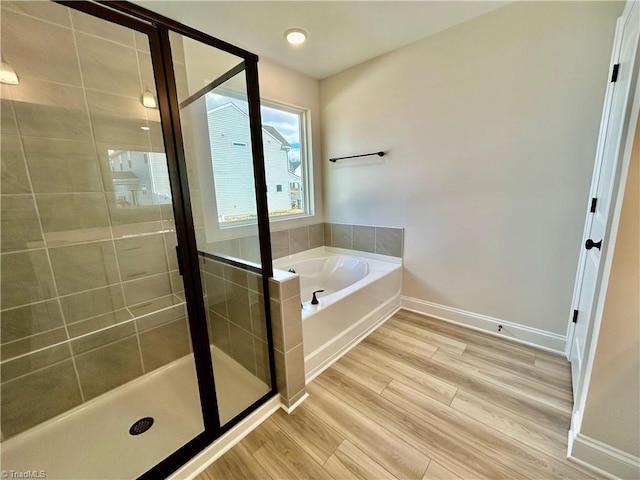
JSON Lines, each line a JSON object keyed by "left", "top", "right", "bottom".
{"left": 207, "top": 103, "right": 292, "bottom": 219}
{"left": 263, "top": 135, "right": 292, "bottom": 212}
{"left": 208, "top": 104, "right": 257, "bottom": 219}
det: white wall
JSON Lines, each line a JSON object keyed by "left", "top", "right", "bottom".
{"left": 320, "top": 1, "right": 623, "bottom": 338}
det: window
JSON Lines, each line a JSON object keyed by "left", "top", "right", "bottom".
{"left": 205, "top": 91, "right": 310, "bottom": 225}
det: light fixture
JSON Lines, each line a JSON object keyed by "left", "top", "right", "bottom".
{"left": 1, "top": 56, "right": 19, "bottom": 85}
{"left": 140, "top": 126, "right": 150, "bottom": 131}
{"left": 284, "top": 28, "right": 307, "bottom": 46}
{"left": 140, "top": 88, "right": 157, "bottom": 109}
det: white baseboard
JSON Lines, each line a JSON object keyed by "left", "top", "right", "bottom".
{"left": 569, "top": 432, "right": 640, "bottom": 480}
{"left": 401, "top": 296, "right": 567, "bottom": 354}
{"left": 170, "top": 396, "right": 281, "bottom": 480}
{"left": 280, "top": 393, "right": 309, "bottom": 413}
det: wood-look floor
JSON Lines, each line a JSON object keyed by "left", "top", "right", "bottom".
{"left": 196, "top": 310, "right": 598, "bottom": 480}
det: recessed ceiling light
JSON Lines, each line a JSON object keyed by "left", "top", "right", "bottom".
{"left": 140, "top": 126, "right": 150, "bottom": 131}
{"left": 284, "top": 28, "right": 307, "bottom": 46}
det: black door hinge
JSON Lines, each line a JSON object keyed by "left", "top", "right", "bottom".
{"left": 572, "top": 309, "right": 579, "bottom": 323}
{"left": 590, "top": 197, "right": 598, "bottom": 213}
{"left": 611, "top": 63, "right": 620, "bottom": 82}
{"left": 176, "top": 245, "right": 184, "bottom": 276}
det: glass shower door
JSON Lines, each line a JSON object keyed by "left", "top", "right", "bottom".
{"left": 168, "top": 32, "right": 275, "bottom": 426}
{"left": 0, "top": 3, "right": 205, "bottom": 478}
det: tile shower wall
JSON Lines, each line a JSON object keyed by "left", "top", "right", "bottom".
{"left": 201, "top": 257, "right": 271, "bottom": 386}
{"left": 209, "top": 222, "right": 404, "bottom": 263}
{"left": 0, "top": 3, "right": 191, "bottom": 439}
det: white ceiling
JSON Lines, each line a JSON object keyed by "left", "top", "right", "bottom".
{"left": 135, "top": 1, "right": 508, "bottom": 79}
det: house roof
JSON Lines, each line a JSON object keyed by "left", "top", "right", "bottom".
{"left": 263, "top": 125, "right": 291, "bottom": 149}
{"left": 208, "top": 103, "right": 291, "bottom": 149}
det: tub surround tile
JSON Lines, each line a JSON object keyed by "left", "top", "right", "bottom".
{"left": 247, "top": 271, "right": 263, "bottom": 294}
{"left": 209, "top": 310, "right": 232, "bottom": 357}
{"left": 330, "top": 224, "right": 353, "bottom": 249}
{"left": 282, "top": 296, "right": 303, "bottom": 348}
{"left": 75, "top": 335, "right": 143, "bottom": 400}
{"left": 285, "top": 344, "right": 305, "bottom": 401}
{"left": 271, "top": 230, "right": 289, "bottom": 259}
{"left": 309, "top": 223, "right": 324, "bottom": 249}
{"left": 1, "top": 134, "right": 31, "bottom": 194}
{"left": 203, "top": 256, "right": 224, "bottom": 277}
{"left": 204, "top": 273, "right": 228, "bottom": 318}
{"left": 1, "top": 250, "right": 56, "bottom": 309}
{"left": 139, "top": 318, "right": 190, "bottom": 372}
{"left": 0, "top": 194, "right": 45, "bottom": 253}
{"left": 1, "top": 360, "right": 82, "bottom": 439}
{"left": 375, "top": 227, "right": 404, "bottom": 257}
{"left": 0, "top": 300, "right": 64, "bottom": 344}
{"left": 209, "top": 310, "right": 233, "bottom": 358}
{"left": 323, "top": 223, "right": 332, "bottom": 247}
{"left": 279, "top": 276, "right": 301, "bottom": 301}
{"left": 289, "top": 226, "right": 310, "bottom": 255}
{"left": 229, "top": 322, "right": 257, "bottom": 375}
{"left": 224, "top": 265, "right": 248, "bottom": 287}
{"left": 254, "top": 340, "right": 271, "bottom": 385}
{"left": 269, "top": 299, "right": 284, "bottom": 353}
{"left": 273, "top": 349, "right": 287, "bottom": 398}
{"left": 225, "top": 281, "right": 251, "bottom": 332}
{"left": 250, "top": 292, "right": 267, "bottom": 342}
{"left": 353, "top": 226, "right": 376, "bottom": 254}
{"left": 49, "top": 241, "right": 119, "bottom": 295}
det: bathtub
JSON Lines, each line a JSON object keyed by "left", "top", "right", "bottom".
{"left": 274, "top": 247, "right": 402, "bottom": 381}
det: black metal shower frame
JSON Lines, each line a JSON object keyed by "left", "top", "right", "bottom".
{"left": 53, "top": 2, "right": 276, "bottom": 478}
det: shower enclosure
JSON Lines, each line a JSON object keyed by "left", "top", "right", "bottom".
{"left": 0, "top": 1, "right": 275, "bottom": 478}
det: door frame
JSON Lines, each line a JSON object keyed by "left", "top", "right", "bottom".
{"left": 566, "top": 0, "right": 640, "bottom": 449}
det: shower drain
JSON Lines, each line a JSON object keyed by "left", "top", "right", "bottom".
{"left": 129, "top": 417, "right": 154, "bottom": 436}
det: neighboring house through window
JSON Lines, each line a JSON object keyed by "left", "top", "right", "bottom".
{"left": 205, "top": 92, "right": 310, "bottom": 225}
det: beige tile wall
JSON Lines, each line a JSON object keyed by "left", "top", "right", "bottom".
{"left": 0, "top": 3, "right": 191, "bottom": 439}
{"left": 201, "top": 257, "right": 271, "bottom": 387}
{"left": 268, "top": 274, "right": 305, "bottom": 408}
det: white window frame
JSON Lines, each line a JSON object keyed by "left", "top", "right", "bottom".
{"left": 205, "top": 87, "right": 313, "bottom": 229}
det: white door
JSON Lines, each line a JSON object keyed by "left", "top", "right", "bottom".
{"left": 569, "top": 2, "right": 639, "bottom": 395}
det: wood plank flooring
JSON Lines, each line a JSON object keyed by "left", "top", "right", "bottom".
{"left": 196, "top": 309, "right": 599, "bottom": 480}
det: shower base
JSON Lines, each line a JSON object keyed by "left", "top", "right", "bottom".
{"left": 0, "top": 346, "right": 269, "bottom": 479}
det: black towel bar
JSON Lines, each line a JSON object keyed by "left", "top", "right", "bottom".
{"left": 329, "top": 151, "right": 385, "bottom": 163}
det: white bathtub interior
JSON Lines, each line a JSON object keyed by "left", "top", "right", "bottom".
{"left": 0, "top": 347, "right": 269, "bottom": 480}
{"left": 275, "top": 247, "right": 402, "bottom": 381}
